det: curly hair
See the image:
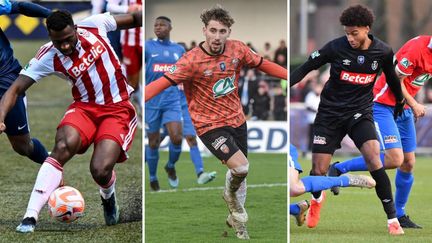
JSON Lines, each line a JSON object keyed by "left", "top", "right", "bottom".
{"left": 339, "top": 4, "right": 374, "bottom": 27}
{"left": 200, "top": 4, "right": 235, "bottom": 27}
{"left": 46, "top": 10, "right": 74, "bottom": 32}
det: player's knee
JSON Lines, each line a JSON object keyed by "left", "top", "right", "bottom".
{"left": 90, "top": 163, "right": 112, "bottom": 185}
{"left": 171, "top": 135, "right": 183, "bottom": 145}
{"left": 185, "top": 135, "right": 197, "bottom": 146}
{"left": 310, "top": 166, "right": 326, "bottom": 176}
{"left": 230, "top": 163, "right": 249, "bottom": 177}
{"left": 400, "top": 157, "right": 415, "bottom": 172}
{"left": 290, "top": 183, "right": 305, "bottom": 197}
{"left": 385, "top": 150, "right": 404, "bottom": 168}
{"left": 148, "top": 138, "right": 160, "bottom": 149}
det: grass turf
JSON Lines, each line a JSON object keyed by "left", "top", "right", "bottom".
{"left": 290, "top": 155, "right": 432, "bottom": 242}
{"left": 145, "top": 152, "right": 287, "bottom": 242}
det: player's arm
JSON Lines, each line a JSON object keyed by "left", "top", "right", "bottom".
{"left": 290, "top": 45, "right": 331, "bottom": 87}
{"left": 382, "top": 52, "right": 405, "bottom": 118}
{"left": 256, "top": 59, "right": 287, "bottom": 80}
{"left": 106, "top": 0, "right": 142, "bottom": 14}
{"left": 113, "top": 11, "right": 142, "bottom": 30}
{"left": 396, "top": 69, "right": 426, "bottom": 118}
{"left": 10, "top": 1, "right": 51, "bottom": 18}
{"left": 145, "top": 76, "right": 175, "bottom": 102}
{"left": 0, "top": 75, "right": 35, "bottom": 133}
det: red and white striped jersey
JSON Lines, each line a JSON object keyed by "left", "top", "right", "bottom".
{"left": 121, "top": 0, "right": 142, "bottom": 47}
{"left": 21, "top": 13, "right": 134, "bottom": 105}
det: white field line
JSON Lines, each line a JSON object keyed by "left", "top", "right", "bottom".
{"left": 150, "top": 183, "right": 287, "bottom": 193}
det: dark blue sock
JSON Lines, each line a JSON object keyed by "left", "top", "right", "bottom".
{"left": 301, "top": 175, "right": 349, "bottom": 192}
{"left": 189, "top": 145, "right": 204, "bottom": 176}
{"left": 28, "top": 138, "right": 48, "bottom": 164}
{"left": 395, "top": 169, "right": 414, "bottom": 218}
{"left": 290, "top": 203, "right": 300, "bottom": 215}
{"left": 166, "top": 142, "right": 182, "bottom": 169}
{"left": 145, "top": 145, "right": 159, "bottom": 182}
{"left": 336, "top": 153, "right": 385, "bottom": 173}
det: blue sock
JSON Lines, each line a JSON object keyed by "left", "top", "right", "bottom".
{"left": 336, "top": 153, "right": 385, "bottom": 173}
{"left": 290, "top": 203, "right": 300, "bottom": 215}
{"left": 166, "top": 142, "right": 182, "bottom": 169}
{"left": 145, "top": 145, "right": 159, "bottom": 182}
{"left": 29, "top": 138, "right": 48, "bottom": 164}
{"left": 301, "top": 175, "right": 350, "bottom": 192}
{"left": 189, "top": 145, "right": 204, "bottom": 176}
{"left": 395, "top": 169, "right": 414, "bottom": 218}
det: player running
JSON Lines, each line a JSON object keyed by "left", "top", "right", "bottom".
{"left": 289, "top": 144, "right": 376, "bottom": 226}
{"left": 145, "top": 16, "right": 185, "bottom": 191}
{"left": 0, "top": 1, "right": 50, "bottom": 165}
{"left": 0, "top": 9, "right": 142, "bottom": 233}
{"left": 290, "top": 5, "right": 406, "bottom": 235}
{"left": 145, "top": 5, "right": 287, "bottom": 239}
{"left": 328, "top": 35, "right": 432, "bottom": 229}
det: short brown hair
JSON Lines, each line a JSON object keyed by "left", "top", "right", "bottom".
{"left": 200, "top": 5, "right": 235, "bottom": 27}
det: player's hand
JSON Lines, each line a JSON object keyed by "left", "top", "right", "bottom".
{"left": 393, "top": 99, "right": 405, "bottom": 119}
{"left": 0, "top": 122, "right": 6, "bottom": 134}
{"left": 127, "top": 4, "right": 142, "bottom": 13}
{"left": 412, "top": 103, "right": 426, "bottom": 118}
{"left": 0, "top": 0, "right": 12, "bottom": 15}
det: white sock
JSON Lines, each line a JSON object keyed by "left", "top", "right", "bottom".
{"left": 312, "top": 192, "right": 324, "bottom": 203}
{"left": 388, "top": 218, "right": 399, "bottom": 225}
{"left": 225, "top": 170, "right": 247, "bottom": 206}
{"left": 24, "top": 158, "right": 63, "bottom": 221}
{"left": 99, "top": 171, "right": 116, "bottom": 200}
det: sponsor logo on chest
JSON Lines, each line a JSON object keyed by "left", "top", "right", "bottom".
{"left": 68, "top": 41, "right": 106, "bottom": 79}
{"left": 340, "top": 70, "right": 377, "bottom": 85}
{"left": 212, "top": 74, "right": 236, "bottom": 98}
{"left": 152, "top": 63, "right": 174, "bottom": 73}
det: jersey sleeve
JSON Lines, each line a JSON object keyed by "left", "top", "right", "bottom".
{"left": 382, "top": 48, "right": 404, "bottom": 102}
{"left": 290, "top": 41, "right": 333, "bottom": 86}
{"left": 240, "top": 41, "right": 263, "bottom": 68}
{"left": 163, "top": 55, "right": 193, "bottom": 85}
{"left": 19, "top": 45, "right": 54, "bottom": 82}
{"left": 395, "top": 40, "right": 420, "bottom": 76}
{"left": 79, "top": 12, "right": 117, "bottom": 34}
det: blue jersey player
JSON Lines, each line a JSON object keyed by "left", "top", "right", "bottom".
{"left": 0, "top": 0, "right": 50, "bottom": 165}
{"left": 289, "top": 143, "right": 376, "bottom": 226}
{"left": 145, "top": 16, "right": 184, "bottom": 191}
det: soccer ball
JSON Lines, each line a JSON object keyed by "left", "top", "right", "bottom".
{"left": 48, "top": 186, "right": 85, "bottom": 223}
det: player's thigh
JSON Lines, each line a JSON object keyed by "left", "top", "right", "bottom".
{"left": 57, "top": 103, "right": 97, "bottom": 155}
{"left": 348, "top": 115, "right": 379, "bottom": 151}
{"left": 4, "top": 95, "right": 30, "bottom": 136}
{"left": 90, "top": 139, "right": 121, "bottom": 174}
{"left": 397, "top": 108, "right": 416, "bottom": 153}
{"left": 373, "top": 102, "right": 402, "bottom": 150}
{"left": 95, "top": 101, "right": 137, "bottom": 163}
{"left": 199, "top": 127, "right": 241, "bottom": 164}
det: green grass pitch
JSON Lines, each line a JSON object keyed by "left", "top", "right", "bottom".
{"left": 291, "top": 155, "right": 432, "bottom": 242}
{"left": 0, "top": 40, "right": 142, "bottom": 242}
{"left": 145, "top": 152, "right": 287, "bottom": 242}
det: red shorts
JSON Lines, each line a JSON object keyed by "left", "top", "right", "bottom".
{"left": 122, "top": 45, "right": 142, "bottom": 76}
{"left": 58, "top": 101, "right": 138, "bottom": 162}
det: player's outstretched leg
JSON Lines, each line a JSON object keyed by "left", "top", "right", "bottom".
{"left": 16, "top": 158, "right": 64, "bottom": 233}
{"left": 290, "top": 200, "right": 310, "bottom": 226}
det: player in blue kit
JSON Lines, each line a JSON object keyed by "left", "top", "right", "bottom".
{"left": 145, "top": 16, "right": 185, "bottom": 191}
{"left": 289, "top": 143, "right": 376, "bottom": 226}
{"left": 0, "top": 0, "right": 50, "bottom": 165}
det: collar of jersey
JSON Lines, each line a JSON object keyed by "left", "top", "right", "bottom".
{"left": 199, "top": 41, "right": 225, "bottom": 56}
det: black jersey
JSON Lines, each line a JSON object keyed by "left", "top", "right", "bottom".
{"left": 291, "top": 35, "right": 403, "bottom": 127}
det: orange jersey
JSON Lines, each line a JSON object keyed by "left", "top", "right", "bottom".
{"left": 164, "top": 40, "right": 263, "bottom": 135}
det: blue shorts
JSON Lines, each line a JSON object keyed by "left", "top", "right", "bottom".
{"left": 289, "top": 144, "right": 303, "bottom": 173}
{"left": 3, "top": 94, "right": 30, "bottom": 136}
{"left": 145, "top": 104, "right": 182, "bottom": 133}
{"left": 373, "top": 102, "right": 416, "bottom": 153}
{"left": 181, "top": 103, "right": 196, "bottom": 136}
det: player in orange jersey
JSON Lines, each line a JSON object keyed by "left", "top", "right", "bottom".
{"left": 145, "top": 5, "right": 286, "bottom": 240}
